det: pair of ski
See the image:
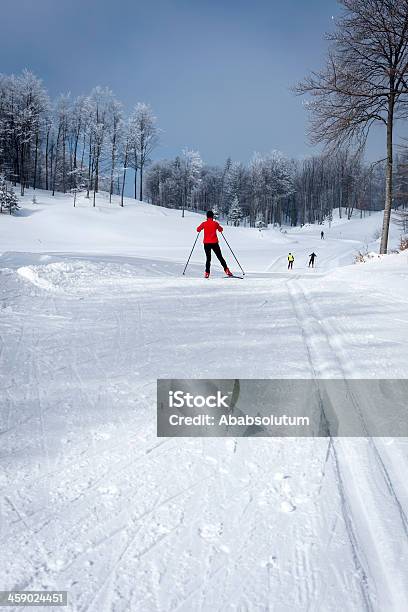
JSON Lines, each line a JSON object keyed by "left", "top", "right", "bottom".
{"left": 203, "top": 274, "right": 244, "bottom": 279}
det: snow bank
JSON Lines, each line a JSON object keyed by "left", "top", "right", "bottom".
{"left": 16, "top": 259, "right": 160, "bottom": 294}
{"left": 327, "top": 251, "right": 408, "bottom": 302}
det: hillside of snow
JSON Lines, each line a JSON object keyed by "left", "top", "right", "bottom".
{"left": 1, "top": 189, "right": 408, "bottom": 611}
{"left": 0, "top": 187, "right": 399, "bottom": 270}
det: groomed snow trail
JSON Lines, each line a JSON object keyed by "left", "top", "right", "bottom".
{"left": 287, "top": 277, "right": 408, "bottom": 611}
{"left": 1, "top": 250, "right": 408, "bottom": 612}
{"left": 1, "top": 192, "right": 408, "bottom": 612}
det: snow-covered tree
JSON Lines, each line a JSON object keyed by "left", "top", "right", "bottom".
{"left": 69, "top": 167, "right": 87, "bottom": 207}
{"left": 219, "top": 157, "right": 232, "bottom": 213}
{"left": 128, "top": 103, "right": 158, "bottom": 201}
{"left": 120, "top": 132, "right": 131, "bottom": 207}
{"left": 52, "top": 93, "right": 71, "bottom": 196}
{"left": 0, "top": 175, "right": 7, "bottom": 213}
{"left": 68, "top": 96, "right": 89, "bottom": 190}
{"left": 216, "top": 158, "right": 245, "bottom": 216}
{"left": 250, "top": 151, "right": 294, "bottom": 225}
{"left": 88, "top": 87, "right": 117, "bottom": 206}
{"left": 145, "top": 157, "right": 184, "bottom": 209}
{"left": 8, "top": 71, "right": 49, "bottom": 195}
{"left": 393, "top": 209, "right": 408, "bottom": 235}
{"left": 255, "top": 211, "right": 266, "bottom": 230}
{"left": 1, "top": 182, "right": 19, "bottom": 214}
{"left": 7, "top": 187, "right": 19, "bottom": 214}
{"left": 108, "top": 99, "right": 123, "bottom": 203}
{"left": 180, "top": 148, "right": 203, "bottom": 217}
{"left": 228, "top": 196, "right": 243, "bottom": 226}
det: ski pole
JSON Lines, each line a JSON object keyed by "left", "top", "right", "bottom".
{"left": 221, "top": 233, "right": 245, "bottom": 276}
{"left": 182, "top": 233, "right": 199, "bottom": 275}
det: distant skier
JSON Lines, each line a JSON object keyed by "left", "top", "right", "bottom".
{"left": 197, "top": 211, "right": 232, "bottom": 278}
{"left": 321, "top": 230, "right": 324, "bottom": 240}
{"left": 309, "top": 252, "right": 317, "bottom": 268}
{"left": 288, "top": 252, "right": 294, "bottom": 270}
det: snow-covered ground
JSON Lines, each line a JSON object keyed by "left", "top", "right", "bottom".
{"left": 1, "top": 189, "right": 408, "bottom": 611}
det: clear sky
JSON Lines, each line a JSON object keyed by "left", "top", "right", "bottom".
{"left": 2, "top": 0, "right": 389, "bottom": 165}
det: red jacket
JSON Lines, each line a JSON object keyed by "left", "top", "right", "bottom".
{"left": 197, "top": 219, "right": 223, "bottom": 243}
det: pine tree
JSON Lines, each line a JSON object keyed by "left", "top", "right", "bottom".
{"left": 4, "top": 185, "right": 19, "bottom": 215}
{"left": 0, "top": 175, "right": 7, "bottom": 213}
{"left": 228, "top": 196, "right": 243, "bottom": 226}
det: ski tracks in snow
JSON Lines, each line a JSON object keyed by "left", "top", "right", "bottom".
{"left": 2, "top": 255, "right": 408, "bottom": 611}
{"left": 287, "top": 276, "right": 408, "bottom": 611}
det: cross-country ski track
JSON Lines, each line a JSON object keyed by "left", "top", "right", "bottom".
{"left": 1, "top": 191, "right": 408, "bottom": 611}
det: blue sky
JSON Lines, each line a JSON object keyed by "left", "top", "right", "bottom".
{"left": 2, "top": 0, "right": 388, "bottom": 164}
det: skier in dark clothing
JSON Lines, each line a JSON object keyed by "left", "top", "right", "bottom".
{"left": 197, "top": 211, "right": 232, "bottom": 278}
{"left": 309, "top": 252, "right": 317, "bottom": 268}
{"left": 321, "top": 230, "right": 324, "bottom": 240}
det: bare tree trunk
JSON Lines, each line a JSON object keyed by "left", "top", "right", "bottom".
{"left": 20, "top": 145, "right": 25, "bottom": 196}
{"left": 134, "top": 151, "right": 138, "bottom": 199}
{"left": 33, "top": 131, "right": 39, "bottom": 190}
{"left": 380, "top": 102, "right": 394, "bottom": 254}
{"left": 93, "top": 148, "right": 99, "bottom": 207}
{"left": 87, "top": 135, "right": 92, "bottom": 198}
{"left": 80, "top": 132, "right": 86, "bottom": 172}
{"left": 110, "top": 131, "right": 117, "bottom": 204}
{"left": 121, "top": 166, "right": 127, "bottom": 207}
{"left": 52, "top": 127, "right": 61, "bottom": 197}
{"left": 121, "top": 142, "right": 128, "bottom": 207}
{"left": 25, "top": 144, "right": 31, "bottom": 191}
{"left": 62, "top": 131, "right": 66, "bottom": 193}
{"left": 182, "top": 183, "right": 186, "bottom": 218}
{"left": 49, "top": 144, "right": 54, "bottom": 191}
{"left": 339, "top": 185, "right": 342, "bottom": 219}
{"left": 139, "top": 163, "right": 143, "bottom": 201}
{"left": 73, "top": 128, "right": 80, "bottom": 170}
{"left": 45, "top": 130, "right": 50, "bottom": 190}
{"left": 94, "top": 148, "right": 99, "bottom": 194}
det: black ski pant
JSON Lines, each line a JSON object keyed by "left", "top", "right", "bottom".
{"left": 309, "top": 258, "right": 315, "bottom": 267}
{"left": 204, "top": 243, "right": 227, "bottom": 273}
{"left": 288, "top": 260, "right": 293, "bottom": 270}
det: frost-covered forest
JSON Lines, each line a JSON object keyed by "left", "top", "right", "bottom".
{"left": 0, "top": 71, "right": 158, "bottom": 206}
{"left": 0, "top": 69, "right": 407, "bottom": 227}
{"left": 146, "top": 149, "right": 400, "bottom": 226}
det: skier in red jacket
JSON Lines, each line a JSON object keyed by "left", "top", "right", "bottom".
{"left": 197, "top": 211, "right": 233, "bottom": 278}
